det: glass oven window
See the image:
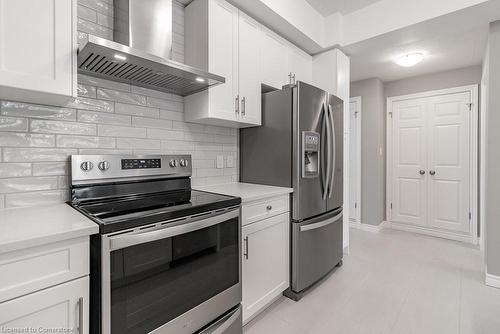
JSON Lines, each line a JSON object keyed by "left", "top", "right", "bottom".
{"left": 109, "top": 217, "right": 239, "bottom": 334}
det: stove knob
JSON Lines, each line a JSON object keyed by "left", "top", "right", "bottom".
{"left": 180, "top": 159, "right": 188, "bottom": 167}
{"left": 169, "top": 159, "right": 178, "bottom": 167}
{"left": 98, "top": 161, "right": 111, "bottom": 171}
{"left": 80, "top": 161, "right": 94, "bottom": 172}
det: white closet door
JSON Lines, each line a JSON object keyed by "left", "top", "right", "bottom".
{"left": 427, "top": 92, "right": 470, "bottom": 233}
{"left": 392, "top": 98, "right": 428, "bottom": 226}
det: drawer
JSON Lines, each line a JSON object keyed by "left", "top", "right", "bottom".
{"left": 0, "top": 236, "right": 89, "bottom": 303}
{"left": 242, "top": 195, "right": 289, "bottom": 226}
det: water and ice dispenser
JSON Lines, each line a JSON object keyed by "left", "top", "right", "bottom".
{"left": 302, "top": 131, "right": 320, "bottom": 178}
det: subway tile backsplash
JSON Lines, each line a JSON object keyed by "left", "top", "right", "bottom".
{"left": 0, "top": 0, "right": 238, "bottom": 208}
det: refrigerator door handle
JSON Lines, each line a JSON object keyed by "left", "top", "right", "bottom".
{"left": 321, "top": 102, "right": 331, "bottom": 200}
{"left": 328, "top": 104, "right": 336, "bottom": 198}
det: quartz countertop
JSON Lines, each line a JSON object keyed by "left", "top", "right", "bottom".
{"left": 0, "top": 204, "right": 99, "bottom": 254}
{"left": 195, "top": 182, "right": 293, "bottom": 203}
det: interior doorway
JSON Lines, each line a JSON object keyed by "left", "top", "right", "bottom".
{"left": 349, "top": 97, "right": 362, "bottom": 226}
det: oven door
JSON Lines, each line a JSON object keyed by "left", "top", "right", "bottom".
{"left": 101, "top": 207, "right": 241, "bottom": 334}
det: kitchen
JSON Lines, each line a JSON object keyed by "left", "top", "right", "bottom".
{"left": 1, "top": 0, "right": 500, "bottom": 333}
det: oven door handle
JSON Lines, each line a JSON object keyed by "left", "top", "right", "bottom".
{"left": 108, "top": 209, "right": 239, "bottom": 251}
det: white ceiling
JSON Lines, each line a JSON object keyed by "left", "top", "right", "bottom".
{"left": 345, "top": 1, "right": 499, "bottom": 82}
{"left": 305, "top": 0, "right": 382, "bottom": 16}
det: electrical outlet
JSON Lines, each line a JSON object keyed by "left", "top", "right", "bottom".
{"left": 226, "top": 155, "right": 234, "bottom": 168}
{"left": 216, "top": 155, "right": 224, "bottom": 169}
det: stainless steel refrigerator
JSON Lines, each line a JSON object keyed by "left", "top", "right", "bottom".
{"left": 240, "top": 81, "right": 343, "bottom": 301}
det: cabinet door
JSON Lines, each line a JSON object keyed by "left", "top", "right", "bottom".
{"left": 0, "top": 0, "right": 76, "bottom": 103}
{"left": 238, "top": 12, "right": 262, "bottom": 126}
{"left": 0, "top": 277, "right": 89, "bottom": 334}
{"left": 261, "top": 28, "right": 289, "bottom": 89}
{"left": 288, "top": 45, "right": 312, "bottom": 84}
{"left": 208, "top": 0, "right": 239, "bottom": 121}
{"left": 242, "top": 213, "right": 289, "bottom": 323}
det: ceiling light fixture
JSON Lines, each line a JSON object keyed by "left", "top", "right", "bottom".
{"left": 395, "top": 52, "right": 425, "bottom": 67}
{"left": 195, "top": 77, "right": 205, "bottom": 83}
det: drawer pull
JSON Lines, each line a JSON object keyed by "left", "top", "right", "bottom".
{"left": 78, "top": 297, "right": 84, "bottom": 334}
{"left": 266, "top": 205, "right": 272, "bottom": 211}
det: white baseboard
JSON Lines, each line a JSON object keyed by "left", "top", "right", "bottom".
{"left": 486, "top": 273, "right": 500, "bottom": 289}
{"left": 350, "top": 221, "right": 382, "bottom": 233}
{"left": 381, "top": 221, "right": 473, "bottom": 244}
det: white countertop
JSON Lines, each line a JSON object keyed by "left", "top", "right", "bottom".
{"left": 195, "top": 182, "right": 293, "bottom": 203}
{"left": 0, "top": 204, "right": 99, "bottom": 254}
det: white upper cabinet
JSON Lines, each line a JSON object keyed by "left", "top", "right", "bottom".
{"left": 261, "top": 28, "right": 289, "bottom": 90}
{"left": 238, "top": 13, "right": 262, "bottom": 126}
{"left": 185, "top": 0, "right": 315, "bottom": 128}
{"left": 208, "top": 0, "right": 239, "bottom": 122}
{"left": 288, "top": 44, "right": 313, "bottom": 85}
{"left": 0, "top": 0, "right": 77, "bottom": 105}
{"left": 185, "top": 0, "right": 261, "bottom": 128}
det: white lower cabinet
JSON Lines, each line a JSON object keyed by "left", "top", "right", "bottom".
{"left": 0, "top": 237, "right": 90, "bottom": 333}
{"left": 0, "top": 277, "right": 89, "bottom": 334}
{"left": 242, "top": 208, "right": 289, "bottom": 324}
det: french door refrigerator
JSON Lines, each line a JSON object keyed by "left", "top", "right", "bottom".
{"left": 240, "top": 81, "right": 343, "bottom": 300}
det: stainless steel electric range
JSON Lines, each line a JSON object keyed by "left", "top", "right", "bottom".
{"left": 68, "top": 154, "right": 242, "bottom": 334}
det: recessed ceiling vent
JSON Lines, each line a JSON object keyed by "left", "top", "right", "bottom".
{"left": 77, "top": 0, "right": 224, "bottom": 96}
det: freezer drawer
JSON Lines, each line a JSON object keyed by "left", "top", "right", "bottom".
{"left": 290, "top": 209, "right": 343, "bottom": 293}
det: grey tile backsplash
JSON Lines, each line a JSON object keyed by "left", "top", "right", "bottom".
{"left": 0, "top": 0, "right": 238, "bottom": 208}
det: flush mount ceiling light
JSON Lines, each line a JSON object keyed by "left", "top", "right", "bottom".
{"left": 395, "top": 52, "right": 425, "bottom": 67}
{"left": 195, "top": 77, "right": 206, "bottom": 83}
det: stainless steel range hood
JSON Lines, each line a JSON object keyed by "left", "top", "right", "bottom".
{"left": 77, "top": 0, "right": 224, "bottom": 97}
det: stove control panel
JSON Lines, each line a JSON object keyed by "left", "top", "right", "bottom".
{"left": 122, "top": 158, "right": 161, "bottom": 170}
{"left": 71, "top": 155, "right": 192, "bottom": 185}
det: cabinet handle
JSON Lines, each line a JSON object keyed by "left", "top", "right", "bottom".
{"left": 235, "top": 95, "right": 239, "bottom": 115}
{"left": 243, "top": 236, "right": 249, "bottom": 260}
{"left": 266, "top": 205, "right": 272, "bottom": 211}
{"left": 241, "top": 97, "right": 246, "bottom": 116}
{"left": 419, "top": 170, "right": 426, "bottom": 175}
{"left": 78, "top": 297, "right": 84, "bottom": 334}
{"left": 429, "top": 170, "right": 436, "bottom": 176}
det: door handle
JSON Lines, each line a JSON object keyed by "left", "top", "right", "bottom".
{"left": 235, "top": 95, "right": 239, "bottom": 115}
{"left": 429, "top": 170, "right": 436, "bottom": 175}
{"left": 78, "top": 297, "right": 84, "bottom": 334}
{"left": 241, "top": 97, "right": 246, "bottom": 116}
{"left": 321, "top": 103, "right": 331, "bottom": 200}
{"left": 243, "top": 236, "right": 249, "bottom": 260}
{"left": 419, "top": 170, "right": 426, "bottom": 175}
{"left": 328, "top": 104, "right": 335, "bottom": 199}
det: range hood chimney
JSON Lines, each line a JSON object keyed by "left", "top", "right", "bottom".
{"left": 77, "top": 0, "right": 224, "bottom": 97}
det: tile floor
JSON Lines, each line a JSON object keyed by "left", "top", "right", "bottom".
{"left": 243, "top": 228, "right": 500, "bottom": 334}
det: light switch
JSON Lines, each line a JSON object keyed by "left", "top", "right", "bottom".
{"left": 216, "top": 155, "right": 224, "bottom": 169}
{"left": 226, "top": 155, "right": 234, "bottom": 168}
